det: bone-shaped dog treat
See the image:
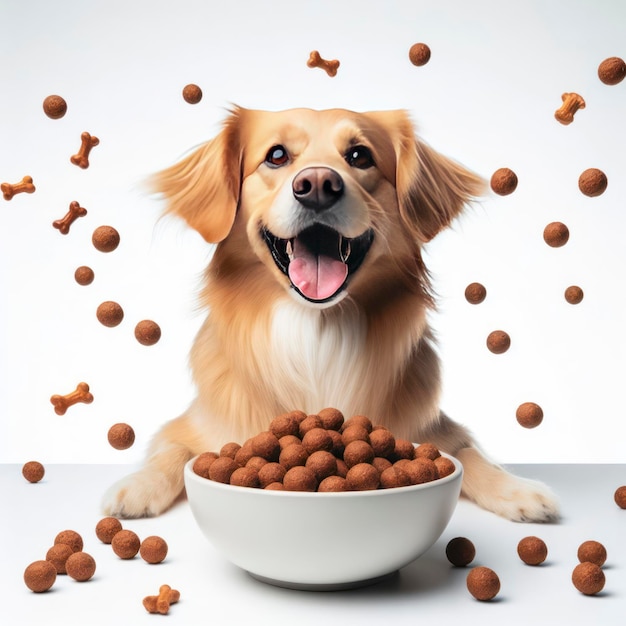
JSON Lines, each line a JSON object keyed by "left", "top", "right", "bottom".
{"left": 307, "top": 50, "right": 340, "bottom": 77}
{"left": 1, "top": 175, "right": 35, "bottom": 201}
{"left": 50, "top": 382, "right": 94, "bottom": 415}
{"left": 554, "top": 92, "right": 585, "bottom": 125}
{"left": 52, "top": 201, "right": 87, "bottom": 235}
{"left": 70, "top": 132, "right": 99, "bottom": 169}
{"left": 143, "top": 584, "right": 180, "bottom": 615}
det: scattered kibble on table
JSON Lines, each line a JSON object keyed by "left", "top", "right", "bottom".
{"left": 22, "top": 461, "right": 45, "bottom": 483}
{"left": 140, "top": 536, "right": 169, "bottom": 564}
{"left": 54, "top": 529, "right": 84, "bottom": 553}
{"left": 24, "top": 560, "right": 57, "bottom": 592}
{"left": 614, "top": 485, "right": 626, "bottom": 509}
{"left": 466, "top": 566, "right": 500, "bottom": 601}
{"left": 65, "top": 551, "right": 96, "bottom": 582}
{"left": 45, "top": 543, "right": 73, "bottom": 574}
{"left": 572, "top": 562, "right": 605, "bottom": 595}
{"left": 517, "top": 536, "right": 548, "bottom": 565}
{"left": 95, "top": 516, "right": 123, "bottom": 544}
{"left": 445, "top": 537, "right": 476, "bottom": 567}
{"left": 577, "top": 540, "right": 607, "bottom": 567}
{"left": 111, "top": 529, "right": 141, "bottom": 559}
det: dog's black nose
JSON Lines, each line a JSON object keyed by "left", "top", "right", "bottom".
{"left": 292, "top": 167, "right": 344, "bottom": 211}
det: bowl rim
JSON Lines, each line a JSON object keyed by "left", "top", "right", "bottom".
{"left": 184, "top": 448, "right": 463, "bottom": 499}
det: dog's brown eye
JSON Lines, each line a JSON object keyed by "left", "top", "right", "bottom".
{"left": 265, "top": 145, "right": 289, "bottom": 168}
{"left": 345, "top": 145, "right": 375, "bottom": 169}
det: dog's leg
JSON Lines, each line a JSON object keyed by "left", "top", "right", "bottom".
{"left": 422, "top": 413, "right": 560, "bottom": 523}
{"left": 102, "top": 412, "right": 202, "bottom": 518}
{"left": 455, "top": 447, "right": 560, "bottom": 523}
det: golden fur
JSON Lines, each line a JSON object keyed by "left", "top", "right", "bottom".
{"left": 103, "top": 107, "right": 559, "bottom": 522}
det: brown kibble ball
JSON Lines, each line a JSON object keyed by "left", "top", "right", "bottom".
{"left": 341, "top": 424, "right": 370, "bottom": 446}
{"left": 578, "top": 168, "right": 608, "bottom": 197}
{"left": 343, "top": 440, "right": 375, "bottom": 468}
{"left": 372, "top": 456, "right": 393, "bottom": 474}
{"left": 74, "top": 266, "right": 94, "bottom": 286}
{"left": 219, "top": 441, "right": 242, "bottom": 459}
{"left": 446, "top": 537, "right": 476, "bottom": 567}
{"left": 517, "top": 536, "right": 548, "bottom": 565}
{"left": 346, "top": 463, "right": 380, "bottom": 491}
{"left": 328, "top": 429, "right": 345, "bottom": 457}
{"left": 343, "top": 414, "right": 373, "bottom": 433}
{"left": 230, "top": 466, "right": 260, "bottom": 488}
{"left": 408, "top": 457, "right": 438, "bottom": 484}
{"left": 577, "top": 540, "right": 607, "bottom": 567}
{"left": 302, "top": 428, "right": 333, "bottom": 454}
{"left": 614, "top": 485, "right": 626, "bottom": 509}
{"left": 234, "top": 440, "right": 255, "bottom": 466}
{"left": 408, "top": 43, "right": 431, "bottom": 66}
{"left": 192, "top": 452, "right": 219, "bottom": 479}
{"left": 466, "top": 566, "right": 500, "bottom": 601}
{"left": 95, "top": 516, "right": 123, "bottom": 544}
{"left": 278, "top": 434, "right": 301, "bottom": 450}
{"left": 135, "top": 320, "right": 161, "bottom": 346}
{"left": 97, "top": 301, "right": 124, "bottom": 327}
{"left": 318, "top": 475, "right": 348, "bottom": 492}
{"left": 182, "top": 83, "right": 203, "bottom": 103}
{"left": 279, "top": 443, "right": 309, "bottom": 470}
{"left": 336, "top": 458, "right": 348, "bottom": 478}
{"left": 299, "top": 414, "right": 323, "bottom": 436}
{"left": 380, "top": 465, "right": 412, "bottom": 489}
{"left": 251, "top": 431, "right": 281, "bottom": 461}
{"left": 140, "top": 536, "right": 169, "bottom": 564}
{"left": 415, "top": 443, "right": 440, "bottom": 461}
{"left": 572, "top": 562, "right": 605, "bottom": 595}
{"left": 24, "top": 560, "right": 57, "bottom": 592}
{"left": 46, "top": 543, "right": 74, "bottom": 574}
{"left": 564, "top": 285, "right": 584, "bottom": 305}
{"left": 543, "top": 221, "right": 569, "bottom": 247}
{"left": 270, "top": 413, "right": 300, "bottom": 439}
{"left": 393, "top": 439, "right": 415, "bottom": 461}
{"left": 65, "top": 551, "right": 96, "bottom": 582}
{"left": 283, "top": 465, "right": 318, "bottom": 492}
{"left": 318, "top": 407, "right": 344, "bottom": 431}
{"left": 43, "top": 95, "right": 67, "bottom": 119}
{"left": 487, "top": 330, "right": 510, "bottom": 354}
{"left": 369, "top": 428, "right": 395, "bottom": 457}
{"left": 465, "top": 282, "right": 487, "bottom": 304}
{"left": 258, "top": 462, "right": 286, "bottom": 488}
{"left": 111, "top": 529, "right": 141, "bottom": 559}
{"left": 246, "top": 456, "right": 268, "bottom": 471}
{"left": 54, "top": 529, "right": 83, "bottom": 553}
{"left": 516, "top": 402, "right": 543, "bottom": 429}
{"left": 434, "top": 456, "right": 456, "bottom": 478}
{"left": 305, "top": 450, "right": 338, "bottom": 481}
{"left": 208, "top": 456, "right": 239, "bottom": 484}
{"left": 107, "top": 423, "right": 135, "bottom": 450}
{"left": 490, "top": 167, "right": 518, "bottom": 195}
{"left": 265, "top": 482, "right": 285, "bottom": 490}
{"left": 22, "top": 461, "right": 45, "bottom": 483}
{"left": 598, "top": 56, "right": 626, "bottom": 85}
{"left": 92, "top": 225, "right": 120, "bottom": 252}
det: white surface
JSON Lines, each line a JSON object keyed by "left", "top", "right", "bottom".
{"left": 3, "top": 463, "right": 625, "bottom": 625}
{"left": 184, "top": 455, "right": 462, "bottom": 585}
{"left": 1, "top": 0, "right": 626, "bottom": 464}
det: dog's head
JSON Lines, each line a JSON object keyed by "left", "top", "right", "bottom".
{"left": 154, "top": 106, "right": 484, "bottom": 307}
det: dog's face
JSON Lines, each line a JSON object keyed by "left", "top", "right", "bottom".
{"left": 155, "top": 107, "right": 484, "bottom": 307}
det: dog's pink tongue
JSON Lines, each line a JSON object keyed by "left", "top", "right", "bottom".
{"left": 288, "top": 239, "right": 348, "bottom": 301}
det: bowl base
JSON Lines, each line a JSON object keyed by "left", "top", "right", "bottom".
{"left": 247, "top": 569, "right": 399, "bottom": 591}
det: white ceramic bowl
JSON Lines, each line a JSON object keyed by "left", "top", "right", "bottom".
{"left": 184, "top": 452, "right": 462, "bottom": 590}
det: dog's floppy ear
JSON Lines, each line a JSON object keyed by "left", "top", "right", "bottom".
{"left": 151, "top": 108, "right": 243, "bottom": 243}
{"left": 379, "top": 111, "right": 485, "bottom": 242}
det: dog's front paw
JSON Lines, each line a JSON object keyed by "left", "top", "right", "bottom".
{"left": 482, "top": 475, "right": 560, "bottom": 523}
{"left": 102, "top": 470, "right": 180, "bottom": 519}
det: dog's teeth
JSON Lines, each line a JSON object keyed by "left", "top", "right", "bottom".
{"left": 339, "top": 236, "right": 351, "bottom": 263}
{"left": 286, "top": 239, "right": 294, "bottom": 260}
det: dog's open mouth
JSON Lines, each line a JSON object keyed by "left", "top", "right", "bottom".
{"left": 262, "top": 224, "right": 374, "bottom": 303}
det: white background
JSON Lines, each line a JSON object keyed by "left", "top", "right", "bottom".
{"left": 1, "top": 0, "right": 625, "bottom": 465}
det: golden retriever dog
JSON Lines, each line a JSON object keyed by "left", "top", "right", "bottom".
{"left": 103, "top": 106, "right": 559, "bottom": 522}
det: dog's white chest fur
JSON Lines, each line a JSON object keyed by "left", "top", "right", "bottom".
{"left": 270, "top": 299, "right": 366, "bottom": 414}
